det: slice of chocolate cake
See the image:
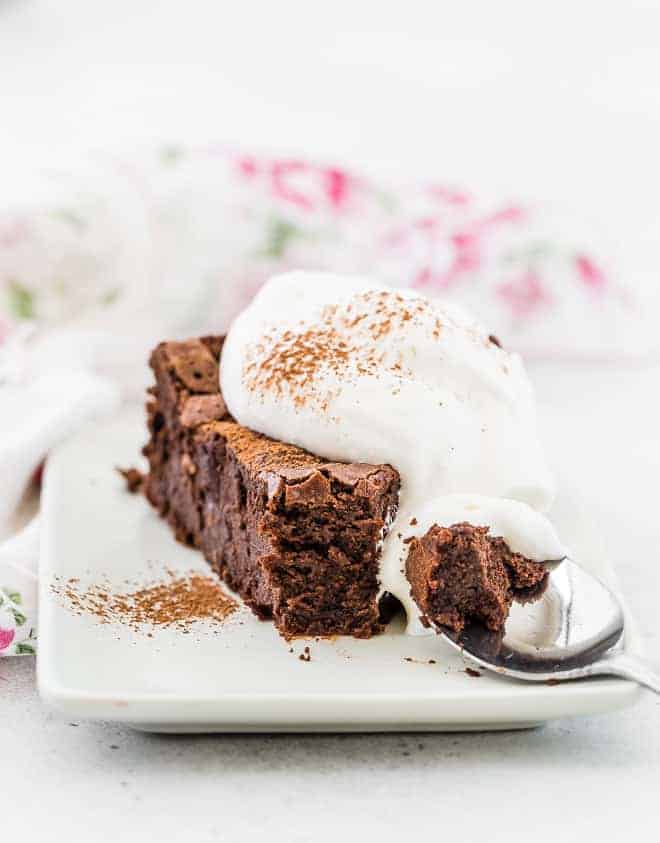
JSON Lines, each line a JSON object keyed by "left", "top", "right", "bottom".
{"left": 141, "top": 334, "right": 553, "bottom": 642}
{"left": 405, "top": 523, "right": 549, "bottom": 634}
{"left": 143, "top": 337, "right": 400, "bottom": 639}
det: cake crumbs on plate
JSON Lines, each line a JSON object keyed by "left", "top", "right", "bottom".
{"left": 404, "top": 657, "right": 438, "bottom": 665}
{"left": 117, "top": 466, "right": 144, "bottom": 494}
{"left": 298, "top": 646, "right": 312, "bottom": 662}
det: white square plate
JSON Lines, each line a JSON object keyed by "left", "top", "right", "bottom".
{"left": 38, "top": 411, "right": 641, "bottom": 732}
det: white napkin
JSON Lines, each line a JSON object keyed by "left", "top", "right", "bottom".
{"left": 0, "top": 328, "right": 120, "bottom": 654}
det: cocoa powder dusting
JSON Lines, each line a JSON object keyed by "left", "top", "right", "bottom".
{"left": 51, "top": 569, "right": 237, "bottom": 633}
{"left": 243, "top": 289, "right": 443, "bottom": 412}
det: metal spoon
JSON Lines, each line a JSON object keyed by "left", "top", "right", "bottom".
{"left": 441, "top": 558, "right": 660, "bottom": 693}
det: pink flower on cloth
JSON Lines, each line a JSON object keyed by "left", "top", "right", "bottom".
{"left": 0, "top": 588, "right": 36, "bottom": 656}
{"left": 234, "top": 154, "right": 355, "bottom": 213}
{"left": 575, "top": 253, "right": 607, "bottom": 292}
{"left": 270, "top": 160, "right": 316, "bottom": 210}
{"left": 497, "top": 271, "right": 552, "bottom": 319}
{"left": 0, "top": 588, "right": 26, "bottom": 655}
{"left": 391, "top": 201, "right": 529, "bottom": 294}
{"left": 0, "top": 317, "right": 11, "bottom": 344}
{"left": 0, "top": 626, "right": 15, "bottom": 652}
{"left": 0, "top": 217, "right": 30, "bottom": 248}
{"left": 476, "top": 204, "right": 527, "bottom": 230}
{"left": 427, "top": 184, "right": 472, "bottom": 206}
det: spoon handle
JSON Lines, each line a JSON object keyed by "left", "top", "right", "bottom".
{"left": 595, "top": 654, "right": 660, "bottom": 695}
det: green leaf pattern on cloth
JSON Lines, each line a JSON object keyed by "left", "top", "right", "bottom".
{"left": 259, "top": 216, "right": 306, "bottom": 259}
{"left": 6, "top": 280, "right": 35, "bottom": 319}
{"left": 0, "top": 587, "right": 36, "bottom": 656}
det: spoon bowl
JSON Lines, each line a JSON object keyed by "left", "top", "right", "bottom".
{"left": 441, "top": 558, "right": 660, "bottom": 693}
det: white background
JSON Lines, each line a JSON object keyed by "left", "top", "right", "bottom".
{"left": 2, "top": 0, "right": 660, "bottom": 258}
{"left": 1, "top": 2, "right": 660, "bottom": 841}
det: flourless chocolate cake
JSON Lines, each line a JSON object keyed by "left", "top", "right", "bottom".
{"left": 143, "top": 337, "right": 399, "bottom": 639}
{"left": 142, "top": 335, "right": 548, "bottom": 641}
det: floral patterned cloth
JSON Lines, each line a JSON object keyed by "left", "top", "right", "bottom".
{"left": 0, "top": 145, "right": 652, "bottom": 655}
{"left": 0, "top": 519, "right": 40, "bottom": 656}
{"left": 0, "top": 589, "right": 36, "bottom": 656}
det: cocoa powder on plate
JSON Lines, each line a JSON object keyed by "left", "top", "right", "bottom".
{"left": 51, "top": 569, "right": 237, "bottom": 633}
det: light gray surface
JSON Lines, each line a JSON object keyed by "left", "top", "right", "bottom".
{"left": 2, "top": 657, "right": 659, "bottom": 843}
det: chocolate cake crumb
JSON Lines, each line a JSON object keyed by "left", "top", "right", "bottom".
{"left": 410, "top": 517, "right": 418, "bottom": 526}
{"left": 118, "top": 467, "right": 144, "bottom": 494}
{"left": 465, "top": 667, "right": 481, "bottom": 678}
{"left": 488, "top": 334, "right": 502, "bottom": 348}
{"left": 299, "top": 646, "right": 311, "bottom": 662}
{"left": 405, "top": 522, "right": 548, "bottom": 634}
{"left": 181, "top": 393, "right": 228, "bottom": 428}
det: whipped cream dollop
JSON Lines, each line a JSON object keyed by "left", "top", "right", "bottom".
{"left": 221, "top": 271, "right": 565, "bottom": 630}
